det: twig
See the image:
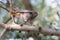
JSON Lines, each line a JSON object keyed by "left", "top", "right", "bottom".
{"left": 0, "top": 5, "right": 9, "bottom": 12}
{"left": 0, "top": 1, "right": 9, "bottom": 12}
{"left": 0, "top": 28, "right": 7, "bottom": 39}
{"left": 4, "top": 17, "right": 12, "bottom": 24}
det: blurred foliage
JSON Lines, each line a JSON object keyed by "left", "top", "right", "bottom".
{"left": 12, "top": 0, "right": 25, "bottom": 9}
{"left": 0, "top": 0, "right": 60, "bottom": 40}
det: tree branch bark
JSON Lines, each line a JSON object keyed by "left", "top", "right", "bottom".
{"left": 0, "top": 23, "right": 60, "bottom": 36}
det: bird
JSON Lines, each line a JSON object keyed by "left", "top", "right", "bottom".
{"left": 10, "top": 10, "right": 38, "bottom": 26}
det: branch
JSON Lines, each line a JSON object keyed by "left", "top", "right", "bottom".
{"left": 0, "top": 5, "right": 9, "bottom": 12}
{"left": 0, "top": 4, "right": 12, "bottom": 24}
{"left": 0, "top": 1, "right": 12, "bottom": 24}
{"left": 0, "top": 1, "right": 9, "bottom": 12}
{"left": 0, "top": 23, "right": 60, "bottom": 36}
{"left": 0, "top": 1, "right": 6, "bottom": 5}
{"left": 4, "top": 17, "right": 12, "bottom": 24}
{"left": 0, "top": 1, "right": 11, "bottom": 39}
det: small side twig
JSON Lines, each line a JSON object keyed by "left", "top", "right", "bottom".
{"left": 0, "top": 27, "right": 8, "bottom": 39}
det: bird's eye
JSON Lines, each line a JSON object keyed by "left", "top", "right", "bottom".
{"left": 30, "top": 12, "right": 32, "bottom": 14}
{"left": 20, "top": 12, "right": 24, "bottom": 14}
